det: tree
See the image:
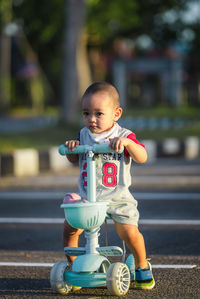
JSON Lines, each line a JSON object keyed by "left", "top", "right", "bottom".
{"left": 7, "top": 0, "right": 66, "bottom": 107}
{"left": 2, "top": 0, "right": 199, "bottom": 115}
{"left": 61, "top": 0, "right": 87, "bottom": 123}
{"left": 86, "top": 0, "right": 196, "bottom": 49}
{"left": 10, "top": 0, "right": 89, "bottom": 122}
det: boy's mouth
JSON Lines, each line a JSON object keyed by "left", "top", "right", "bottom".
{"left": 89, "top": 125, "right": 99, "bottom": 133}
{"left": 89, "top": 125, "right": 97, "bottom": 129}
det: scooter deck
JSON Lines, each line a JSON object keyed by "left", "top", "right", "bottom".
{"left": 64, "top": 246, "right": 123, "bottom": 257}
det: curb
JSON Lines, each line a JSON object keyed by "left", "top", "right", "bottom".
{"left": 0, "top": 147, "right": 71, "bottom": 177}
{"left": 0, "top": 137, "right": 199, "bottom": 177}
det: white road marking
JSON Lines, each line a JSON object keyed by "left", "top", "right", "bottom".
{"left": 152, "top": 265, "right": 196, "bottom": 269}
{"left": 0, "top": 262, "right": 196, "bottom": 269}
{"left": 0, "top": 191, "right": 200, "bottom": 201}
{"left": 0, "top": 217, "right": 64, "bottom": 224}
{"left": 139, "top": 219, "right": 200, "bottom": 225}
{"left": 136, "top": 193, "right": 200, "bottom": 200}
{"left": 0, "top": 217, "right": 200, "bottom": 225}
{"left": 0, "top": 262, "right": 54, "bottom": 267}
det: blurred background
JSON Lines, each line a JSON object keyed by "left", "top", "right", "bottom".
{"left": 1, "top": 3, "right": 200, "bottom": 294}
{"left": 0, "top": 0, "right": 200, "bottom": 152}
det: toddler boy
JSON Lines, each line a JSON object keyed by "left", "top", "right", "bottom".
{"left": 63, "top": 81, "right": 155, "bottom": 290}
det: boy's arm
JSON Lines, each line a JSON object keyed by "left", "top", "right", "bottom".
{"left": 109, "top": 137, "right": 147, "bottom": 164}
{"left": 65, "top": 140, "right": 79, "bottom": 163}
{"left": 124, "top": 138, "right": 147, "bottom": 163}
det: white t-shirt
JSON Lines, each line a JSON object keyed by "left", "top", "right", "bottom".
{"left": 78, "top": 123, "right": 144, "bottom": 205}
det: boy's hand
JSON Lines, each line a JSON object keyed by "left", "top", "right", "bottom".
{"left": 65, "top": 140, "right": 80, "bottom": 152}
{"left": 109, "top": 137, "right": 128, "bottom": 152}
{"left": 109, "top": 137, "right": 147, "bottom": 163}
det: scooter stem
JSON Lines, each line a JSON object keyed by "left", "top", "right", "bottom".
{"left": 87, "top": 150, "right": 96, "bottom": 203}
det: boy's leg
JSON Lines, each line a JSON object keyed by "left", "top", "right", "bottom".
{"left": 114, "top": 222, "right": 147, "bottom": 269}
{"left": 63, "top": 220, "right": 83, "bottom": 262}
{"left": 114, "top": 221, "right": 155, "bottom": 289}
{"left": 62, "top": 192, "right": 86, "bottom": 262}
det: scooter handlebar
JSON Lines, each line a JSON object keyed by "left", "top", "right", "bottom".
{"left": 58, "top": 143, "right": 124, "bottom": 155}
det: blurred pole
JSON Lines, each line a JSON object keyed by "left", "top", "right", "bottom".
{"left": 0, "top": 0, "right": 12, "bottom": 114}
{"left": 61, "top": 0, "right": 86, "bottom": 124}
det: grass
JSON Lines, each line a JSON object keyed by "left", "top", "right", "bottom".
{"left": 125, "top": 106, "right": 200, "bottom": 119}
{"left": 136, "top": 122, "right": 200, "bottom": 140}
{"left": 0, "top": 122, "right": 81, "bottom": 153}
{"left": 0, "top": 106, "right": 200, "bottom": 153}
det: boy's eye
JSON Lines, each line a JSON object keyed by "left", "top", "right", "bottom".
{"left": 96, "top": 112, "right": 103, "bottom": 116}
{"left": 83, "top": 111, "right": 89, "bottom": 116}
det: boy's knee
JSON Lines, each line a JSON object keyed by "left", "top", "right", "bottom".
{"left": 115, "top": 222, "right": 141, "bottom": 242}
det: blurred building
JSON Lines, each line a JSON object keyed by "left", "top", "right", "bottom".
{"left": 111, "top": 38, "right": 187, "bottom": 109}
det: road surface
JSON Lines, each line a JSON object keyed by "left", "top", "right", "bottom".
{"left": 0, "top": 188, "right": 200, "bottom": 298}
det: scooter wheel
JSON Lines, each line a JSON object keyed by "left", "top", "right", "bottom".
{"left": 50, "top": 261, "right": 72, "bottom": 295}
{"left": 106, "top": 262, "right": 130, "bottom": 296}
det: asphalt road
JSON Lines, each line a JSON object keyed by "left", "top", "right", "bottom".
{"left": 0, "top": 188, "right": 200, "bottom": 298}
{"left": 0, "top": 157, "right": 199, "bottom": 298}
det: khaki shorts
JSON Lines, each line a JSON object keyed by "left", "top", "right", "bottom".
{"left": 105, "top": 198, "right": 139, "bottom": 226}
{"left": 64, "top": 192, "right": 139, "bottom": 227}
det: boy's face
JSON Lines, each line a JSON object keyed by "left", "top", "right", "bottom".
{"left": 82, "top": 92, "right": 122, "bottom": 134}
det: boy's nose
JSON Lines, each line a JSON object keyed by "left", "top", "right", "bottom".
{"left": 89, "top": 115, "right": 96, "bottom": 122}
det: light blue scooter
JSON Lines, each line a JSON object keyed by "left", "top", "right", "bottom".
{"left": 50, "top": 144, "right": 135, "bottom": 296}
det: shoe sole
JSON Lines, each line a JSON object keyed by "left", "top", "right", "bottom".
{"left": 72, "top": 286, "right": 82, "bottom": 292}
{"left": 133, "top": 279, "right": 155, "bottom": 290}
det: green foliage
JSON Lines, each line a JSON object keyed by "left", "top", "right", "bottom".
{"left": 13, "top": 0, "right": 65, "bottom": 44}
{"left": 0, "top": 121, "right": 81, "bottom": 153}
{"left": 11, "top": 0, "right": 65, "bottom": 101}
{"left": 0, "top": 0, "right": 12, "bottom": 24}
{"left": 0, "top": 0, "right": 199, "bottom": 109}
{"left": 125, "top": 106, "right": 200, "bottom": 119}
{"left": 86, "top": 0, "right": 192, "bottom": 47}
{"left": 86, "top": 0, "right": 140, "bottom": 43}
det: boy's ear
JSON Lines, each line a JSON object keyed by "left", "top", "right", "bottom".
{"left": 114, "top": 107, "right": 123, "bottom": 121}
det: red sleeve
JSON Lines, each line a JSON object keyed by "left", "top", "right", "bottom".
{"left": 124, "top": 133, "right": 145, "bottom": 157}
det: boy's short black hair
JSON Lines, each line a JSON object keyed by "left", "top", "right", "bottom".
{"left": 82, "top": 81, "right": 120, "bottom": 107}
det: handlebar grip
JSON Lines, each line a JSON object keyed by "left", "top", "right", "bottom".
{"left": 92, "top": 143, "right": 124, "bottom": 154}
{"left": 58, "top": 144, "right": 88, "bottom": 155}
{"left": 58, "top": 143, "right": 124, "bottom": 155}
